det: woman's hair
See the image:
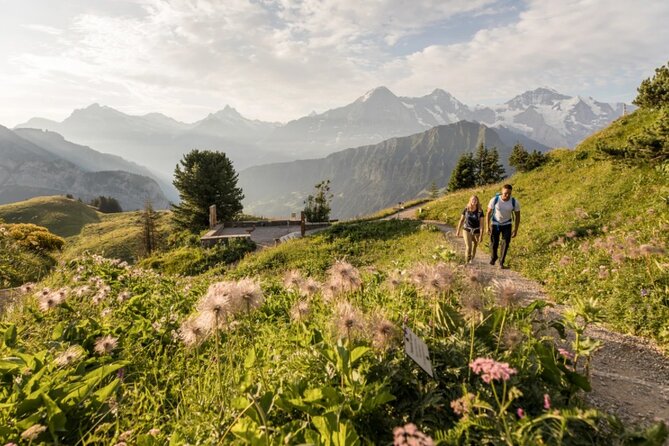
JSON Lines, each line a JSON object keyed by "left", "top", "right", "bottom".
{"left": 467, "top": 195, "right": 481, "bottom": 212}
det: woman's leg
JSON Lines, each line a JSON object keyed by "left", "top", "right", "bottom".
{"left": 471, "top": 231, "right": 480, "bottom": 260}
{"left": 462, "top": 230, "right": 473, "bottom": 262}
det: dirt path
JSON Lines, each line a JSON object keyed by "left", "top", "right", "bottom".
{"left": 398, "top": 211, "right": 669, "bottom": 429}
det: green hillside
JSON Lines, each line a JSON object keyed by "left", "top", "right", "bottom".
{"left": 422, "top": 108, "right": 669, "bottom": 345}
{"left": 62, "top": 210, "right": 174, "bottom": 263}
{"left": 0, "top": 195, "right": 100, "bottom": 237}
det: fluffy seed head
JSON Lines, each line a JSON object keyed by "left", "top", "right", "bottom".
{"left": 21, "top": 424, "right": 47, "bottom": 441}
{"left": 492, "top": 279, "right": 522, "bottom": 308}
{"left": 283, "top": 270, "right": 304, "bottom": 291}
{"left": 237, "top": 277, "right": 264, "bottom": 311}
{"left": 54, "top": 345, "right": 85, "bottom": 367}
{"left": 298, "top": 277, "right": 320, "bottom": 298}
{"left": 370, "top": 314, "right": 400, "bottom": 351}
{"left": 328, "top": 260, "right": 362, "bottom": 293}
{"left": 290, "top": 300, "right": 311, "bottom": 322}
{"left": 392, "top": 423, "right": 434, "bottom": 446}
{"left": 333, "top": 301, "right": 364, "bottom": 340}
{"left": 94, "top": 335, "right": 118, "bottom": 355}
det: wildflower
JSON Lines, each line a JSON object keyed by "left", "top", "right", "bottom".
{"left": 543, "top": 393, "right": 551, "bottom": 410}
{"left": 54, "top": 345, "right": 85, "bottom": 367}
{"left": 611, "top": 252, "right": 625, "bottom": 264}
{"left": 236, "top": 277, "right": 264, "bottom": 312}
{"left": 557, "top": 348, "right": 574, "bottom": 361}
{"left": 450, "top": 393, "right": 475, "bottom": 416}
{"left": 74, "top": 285, "right": 90, "bottom": 297}
{"left": 94, "top": 335, "right": 118, "bottom": 355}
{"left": 113, "top": 443, "right": 127, "bottom": 446}
{"left": 148, "top": 428, "right": 160, "bottom": 436}
{"left": 152, "top": 321, "right": 162, "bottom": 331}
{"left": 385, "top": 270, "right": 404, "bottom": 289}
{"left": 118, "top": 430, "right": 133, "bottom": 441}
{"left": 517, "top": 407, "right": 525, "bottom": 418}
{"left": 469, "top": 357, "right": 517, "bottom": 383}
{"left": 35, "top": 287, "right": 51, "bottom": 298}
{"left": 502, "top": 328, "right": 524, "bottom": 349}
{"left": 333, "top": 301, "right": 364, "bottom": 340}
{"left": 197, "top": 282, "right": 238, "bottom": 324}
{"left": 178, "top": 315, "right": 209, "bottom": 347}
{"left": 392, "top": 423, "right": 434, "bottom": 446}
{"left": 558, "top": 256, "right": 572, "bottom": 267}
{"left": 38, "top": 288, "right": 67, "bottom": 311}
{"left": 20, "top": 282, "right": 35, "bottom": 294}
{"left": 598, "top": 266, "right": 609, "bottom": 280}
{"left": 101, "top": 308, "right": 112, "bottom": 318}
{"left": 328, "top": 260, "right": 362, "bottom": 293}
{"left": 492, "top": 279, "right": 521, "bottom": 308}
{"left": 321, "top": 279, "right": 341, "bottom": 302}
{"left": 289, "top": 300, "right": 310, "bottom": 322}
{"left": 283, "top": 270, "right": 303, "bottom": 291}
{"left": 117, "top": 291, "right": 131, "bottom": 302}
{"left": 640, "top": 244, "right": 666, "bottom": 256}
{"left": 369, "top": 314, "right": 399, "bottom": 350}
{"left": 298, "top": 277, "right": 320, "bottom": 298}
{"left": 565, "top": 230, "right": 577, "bottom": 239}
{"left": 465, "top": 268, "right": 482, "bottom": 284}
{"left": 409, "top": 263, "right": 430, "bottom": 288}
{"left": 459, "top": 292, "right": 484, "bottom": 324}
{"left": 20, "top": 424, "right": 47, "bottom": 441}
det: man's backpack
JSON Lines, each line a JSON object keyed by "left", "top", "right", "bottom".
{"left": 491, "top": 193, "right": 516, "bottom": 224}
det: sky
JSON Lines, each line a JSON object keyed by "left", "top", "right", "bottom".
{"left": 1, "top": 0, "right": 668, "bottom": 127}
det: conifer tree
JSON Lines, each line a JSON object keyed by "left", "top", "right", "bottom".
{"left": 634, "top": 61, "right": 669, "bottom": 109}
{"left": 172, "top": 150, "right": 244, "bottom": 231}
{"left": 447, "top": 152, "right": 477, "bottom": 192}
{"left": 428, "top": 181, "right": 441, "bottom": 199}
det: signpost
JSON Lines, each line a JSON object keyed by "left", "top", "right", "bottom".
{"left": 403, "top": 326, "right": 434, "bottom": 378}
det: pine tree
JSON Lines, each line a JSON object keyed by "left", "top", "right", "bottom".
{"left": 510, "top": 143, "right": 548, "bottom": 172}
{"left": 172, "top": 150, "right": 244, "bottom": 231}
{"left": 447, "top": 152, "right": 477, "bottom": 192}
{"left": 634, "top": 61, "right": 669, "bottom": 109}
{"left": 428, "top": 181, "right": 440, "bottom": 199}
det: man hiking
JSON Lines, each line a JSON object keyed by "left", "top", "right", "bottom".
{"left": 487, "top": 184, "right": 521, "bottom": 269}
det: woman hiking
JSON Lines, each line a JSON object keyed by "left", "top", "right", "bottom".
{"left": 456, "top": 195, "right": 484, "bottom": 263}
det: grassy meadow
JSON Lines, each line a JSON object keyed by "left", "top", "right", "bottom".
{"left": 0, "top": 108, "right": 667, "bottom": 444}
{"left": 421, "top": 109, "right": 669, "bottom": 346}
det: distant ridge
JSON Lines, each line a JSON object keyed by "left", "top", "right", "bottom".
{"left": 15, "top": 87, "right": 629, "bottom": 177}
{"left": 238, "top": 121, "right": 549, "bottom": 219}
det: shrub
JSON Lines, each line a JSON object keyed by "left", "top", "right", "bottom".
{"left": 634, "top": 60, "right": 669, "bottom": 109}
{"left": 2, "top": 223, "right": 65, "bottom": 252}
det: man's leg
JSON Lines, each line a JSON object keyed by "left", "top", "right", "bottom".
{"left": 499, "top": 224, "right": 513, "bottom": 267}
{"left": 490, "top": 225, "right": 500, "bottom": 264}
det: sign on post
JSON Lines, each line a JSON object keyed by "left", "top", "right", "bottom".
{"left": 403, "top": 326, "right": 434, "bottom": 378}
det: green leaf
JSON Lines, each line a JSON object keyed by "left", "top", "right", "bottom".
{"left": 244, "top": 347, "right": 256, "bottom": 368}
{"left": 3, "top": 324, "right": 17, "bottom": 347}
{"left": 349, "top": 346, "right": 369, "bottom": 366}
{"left": 0, "top": 357, "right": 24, "bottom": 374}
{"left": 41, "top": 392, "right": 67, "bottom": 432}
{"left": 92, "top": 378, "right": 120, "bottom": 405}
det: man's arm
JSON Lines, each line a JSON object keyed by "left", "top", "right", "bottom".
{"left": 486, "top": 207, "right": 493, "bottom": 234}
{"left": 512, "top": 211, "right": 521, "bottom": 237}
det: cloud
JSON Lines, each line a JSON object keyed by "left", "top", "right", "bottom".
{"left": 391, "top": 0, "right": 669, "bottom": 104}
{"left": 22, "top": 24, "right": 62, "bottom": 35}
{"left": 3, "top": 0, "right": 668, "bottom": 126}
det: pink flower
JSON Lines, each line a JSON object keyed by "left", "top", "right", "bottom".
{"left": 557, "top": 348, "right": 574, "bottom": 361}
{"left": 543, "top": 393, "right": 551, "bottom": 410}
{"left": 469, "top": 358, "right": 517, "bottom": 383}
{"left": 517, "top": 408, "right": 525, "bottom": 418}
{"left": 393, "top": 423, "right": 434, "bottom": 446}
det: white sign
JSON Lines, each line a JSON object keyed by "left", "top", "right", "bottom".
{"left": 403, "top": 327, "right": 434, "bottom": 378}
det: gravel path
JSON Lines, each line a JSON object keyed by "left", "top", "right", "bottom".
{"left": 393, "top": 207, "right": 669, "bottom": 429}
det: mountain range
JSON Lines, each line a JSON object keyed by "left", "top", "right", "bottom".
{"left": 238, "top": 121, "right": 548, "bottom": 219}
{"left": 16, "top": 87, "right": 629, "bottom": 179}
{"left": 0, "top": 125, "right": 169, "bottom": 211}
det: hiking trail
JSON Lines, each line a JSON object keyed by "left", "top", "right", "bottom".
{"left": 393, "top": 207, "right": 669, "bottom": 428}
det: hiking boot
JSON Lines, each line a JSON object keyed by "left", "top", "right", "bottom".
{"left": 489, "top": 258, "right": 496, "bottom": 265}
{"left": 499, "top": 264, "right": 509, "bottom": 270}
